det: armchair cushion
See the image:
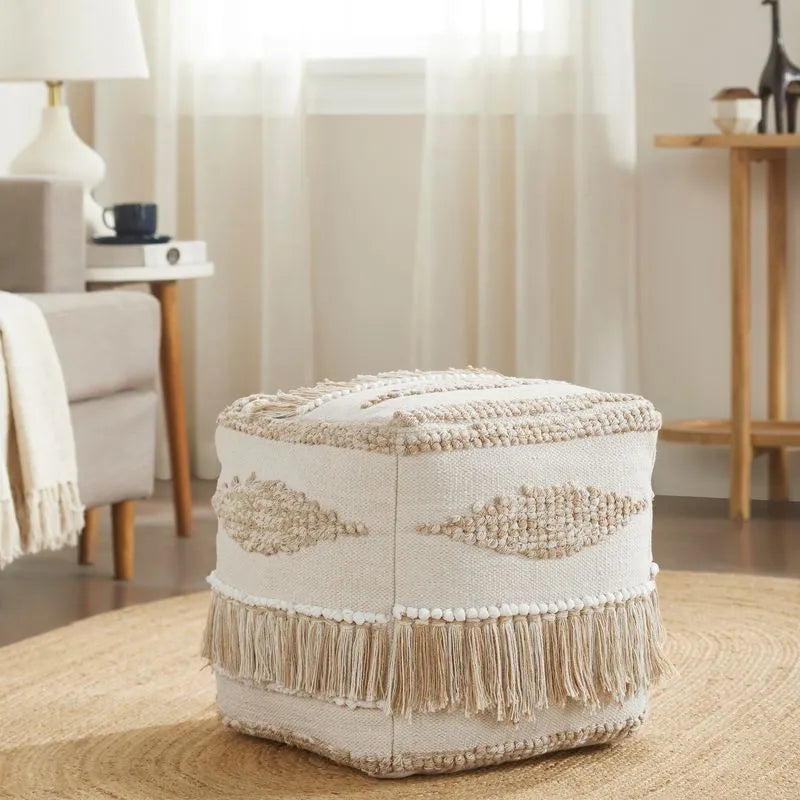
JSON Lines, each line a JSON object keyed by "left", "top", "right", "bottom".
{"left": 72, "top": 390, "right": 158, "bottom": 507}
{"left": 23, "top": 291, "right": 160, "bottom": 403}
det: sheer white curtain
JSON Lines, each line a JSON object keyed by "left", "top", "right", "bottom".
{"left": 95, "top": 0, "right": 637, "bottom": 478}
{"left": 96, "top": 0, "right": 315, "bottom": 476}
{"left": 413, "top": 0, "right": 638, "bottom": 389}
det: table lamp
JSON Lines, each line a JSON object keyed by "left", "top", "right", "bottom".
{"left": 0, "top": 0, "right": 149, "bottom": 236}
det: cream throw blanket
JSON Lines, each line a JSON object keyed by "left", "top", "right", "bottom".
{"left": 0, "top": 292, "right": 83, "bottom": 568}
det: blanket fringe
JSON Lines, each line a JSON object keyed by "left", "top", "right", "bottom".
{"left": 203, "top": 588, "right": 670, "bottom": 723}
{"left": 11, "top": 481, "right": 84, "bottom": 558}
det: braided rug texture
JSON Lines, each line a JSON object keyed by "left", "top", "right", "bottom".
{"left": 0, "top": 570, "right": 798, "bottom": 799}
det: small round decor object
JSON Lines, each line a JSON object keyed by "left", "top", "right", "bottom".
{"left": 711, "top": 87, "right": 761, "bottom": 134}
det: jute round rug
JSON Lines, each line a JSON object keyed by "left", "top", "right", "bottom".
{"left": 1, "top": 571, "right": 798, "bottom": 799}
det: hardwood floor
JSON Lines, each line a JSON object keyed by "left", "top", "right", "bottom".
{"left": 1, "top": 481, "right": 798, "bottom": 647}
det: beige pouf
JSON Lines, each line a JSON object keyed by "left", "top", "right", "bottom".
{"left": 203, "top": 369, "right": 669, "bottom": 777}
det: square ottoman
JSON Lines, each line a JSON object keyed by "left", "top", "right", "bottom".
{"left": 204, "top": 369, "right": 669, "bottom": 777}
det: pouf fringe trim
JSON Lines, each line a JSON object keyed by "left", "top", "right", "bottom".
{"left": 222, "top": 711, "right": 646, "bottom": 777}
{"left": 213, "top": 665, "right": 386, "bottom": 709}
{"left": 203, "top": 587, "right": 670, "bottom": 723}
{"left": 203, "top": 591, "right": 389, "bottom": 703}
{"left": 386, "top": 590, "right": 669, "bottom": 722}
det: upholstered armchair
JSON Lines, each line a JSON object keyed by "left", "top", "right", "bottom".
{"left": 0, "top": 177, "right": 159, "bottom": 579}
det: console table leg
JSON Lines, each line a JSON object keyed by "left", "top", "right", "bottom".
{"left": 767, "top": 152, "right": 789, "bottom": 501}
{"left": 730, "top": 148, "right": 752, "bottom": 521}
{"left": 152, "top": 280, "right": 193, "bottom": 537}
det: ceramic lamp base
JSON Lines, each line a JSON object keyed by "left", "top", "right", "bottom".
{"left": 9, "top": 105, "right": 111, "bottom": 238}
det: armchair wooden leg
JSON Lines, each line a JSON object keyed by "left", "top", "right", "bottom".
{"left": 111, "top": 500, "right": 135, "bottom": 581}
{"left": 78, "top": 507, "right": 101, "bottom": 565}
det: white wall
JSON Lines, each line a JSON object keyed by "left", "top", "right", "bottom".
{"left": 636, "top": 0, "right": 800, "bottom": 497}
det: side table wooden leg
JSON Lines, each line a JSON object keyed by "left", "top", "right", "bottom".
{"left": 78, "top": 506, "right": 101, "bottom": 565}
{"left": 730, "top": 148, "right": 752, "bottom": 521}
{"left": 151, "top": 280, "right": 193, "bottom": 537}
{"left": 767, "top": 152, "right": 789, "bottom": 501}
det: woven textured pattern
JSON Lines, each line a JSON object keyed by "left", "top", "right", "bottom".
{"left": 1, "top": 572, "right": 797, "bottom": 797}
{"left": 416, "top": 484, "right": 649, "bottom": 559}
{"left": 212, "top": 474, "right": 368, "bottom": 556}
{"left": 208, "top": 370, "right": 666, "bottom": 775}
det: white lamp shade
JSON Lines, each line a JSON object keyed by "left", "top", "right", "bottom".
{"left": 0, "top": 0, "right": 149, "bottom": 81}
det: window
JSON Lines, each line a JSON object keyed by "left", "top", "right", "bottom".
{"left": 184, "top": 0, "right": 546, "bottom": 62}
{"left": 179, "top": 1, "right": 557, "bottom": 115}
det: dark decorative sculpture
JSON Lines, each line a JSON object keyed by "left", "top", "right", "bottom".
{"left": 759, "top": 0, "right": 800, "bottom": 132}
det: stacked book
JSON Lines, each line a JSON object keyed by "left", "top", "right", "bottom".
{"left": 87, "top": 240, "right": 207, "bottom": 268}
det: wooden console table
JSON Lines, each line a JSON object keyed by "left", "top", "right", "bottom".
{"left": 655, "top": 134, "right": 800, "bottom": 520}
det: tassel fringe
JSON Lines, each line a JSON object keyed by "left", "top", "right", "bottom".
{"left": 386, "top": 591, "right": 669, "bottom": 722}
{"left": 203, "top": 588, "right": 670, "bottom": 722}
{"left": 202, "top": 593, "right": 389, "bottom": 704}
{"left": 16, "top": 481, "right": 84, "bottom": 555}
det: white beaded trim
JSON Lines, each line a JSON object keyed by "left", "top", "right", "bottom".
{"left": 392, "top": 571, "right": 660, "bottom": 621}
{"left": 209, "top": 563, "right": 661, "bottom": 627}
{"left": 207, "top": 572, "right": 389, "bottom": 625}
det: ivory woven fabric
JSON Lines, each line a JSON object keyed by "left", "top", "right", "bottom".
{"left": 207, "top": 369, "right": 667, "bottom": 776}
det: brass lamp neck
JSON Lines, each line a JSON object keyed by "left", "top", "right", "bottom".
{"left": 46, "top": 81, "right": 63, "bottom": 107}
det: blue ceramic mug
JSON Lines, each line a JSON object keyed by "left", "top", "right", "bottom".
{"left": 103, "top": 203, "right": 157, "bottom": 237}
